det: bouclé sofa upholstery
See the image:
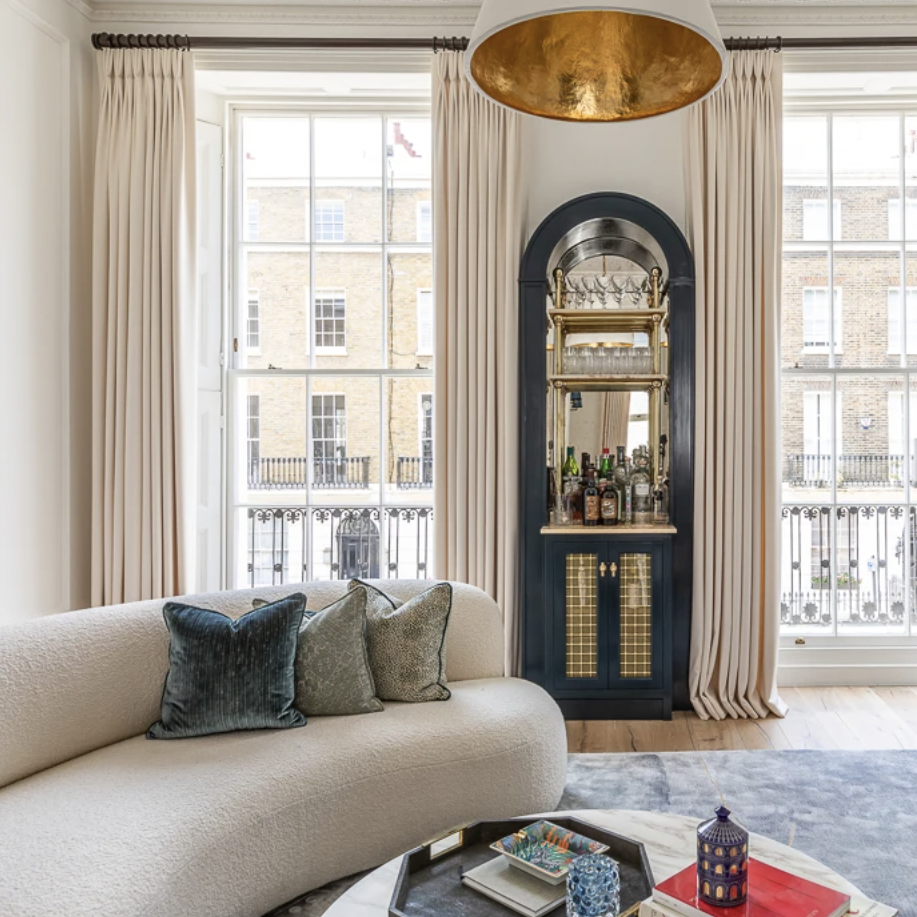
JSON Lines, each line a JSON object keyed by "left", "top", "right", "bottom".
{"left": 0, "top": 580, "right": 567, "bottom": 917}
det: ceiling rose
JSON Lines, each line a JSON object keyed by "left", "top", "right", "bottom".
{"left": 466, "top": 0, "right": 728, "bottom": 122}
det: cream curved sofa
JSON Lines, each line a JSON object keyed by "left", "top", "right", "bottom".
{"left": 0, "top": 580, "right": 567, "bottom": 917}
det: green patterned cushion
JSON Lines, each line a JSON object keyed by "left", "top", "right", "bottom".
{"left": 148, "top": 596, "right": 308, "bottom": 739}
{"left": 295, "top": 587, "right": 383, "bottom": 717}
{"left": 350, "top": 580, "right": 452, "bottom": 703}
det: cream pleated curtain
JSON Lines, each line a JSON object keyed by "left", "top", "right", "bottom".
{"left": 685, "top": 50, "right": 787, "bottom": 720}
{"left": 432, "top": 52, "right": 524, "bottom": 675}
{"left": 91, "top": 49, "right": 197, "bottom": 606}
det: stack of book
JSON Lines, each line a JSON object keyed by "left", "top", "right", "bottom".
{"left": 639, "top": 860, "right": 897, "bottom": 917}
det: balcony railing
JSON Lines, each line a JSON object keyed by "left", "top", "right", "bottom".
{"left": 784, "top": 454, "right": 909, "bottom": 488}
{"left": 245, "top": 506, "right": 432, "bottom": 585}
{"left": 781, "top": 504, "right": 917, "bottom": 629}
{"left": 396, "top": 456, "right": 433, "bottom": 489}
{"left": 249, "top": 456, "right": 371, "bottom": 490}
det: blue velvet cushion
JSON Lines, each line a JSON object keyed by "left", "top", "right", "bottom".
{"left": 147, "top": 595, "right": 308, "bottom": 739}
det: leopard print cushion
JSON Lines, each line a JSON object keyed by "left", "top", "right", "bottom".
{"left": 349, "top": 580, "right": 452, "bottom": 703}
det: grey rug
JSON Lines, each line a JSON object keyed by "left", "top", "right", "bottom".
{"left": 268, "top": 751, "right": 917, "bottom": 916}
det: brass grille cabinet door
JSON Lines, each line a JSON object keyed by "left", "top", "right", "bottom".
{"left": 620, "top": 553, "right": 653, "bottom": 679}
{"left": 566, "top": 553, "right": 599, "bottom": 679}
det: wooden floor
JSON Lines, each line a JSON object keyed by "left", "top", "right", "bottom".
{"left": 566, "top": 687, "right": 917, "bottom": 753}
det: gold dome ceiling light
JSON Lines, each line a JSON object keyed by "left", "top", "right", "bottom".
{"left": 466, "top": 0, "right": 728, "bottom": 123}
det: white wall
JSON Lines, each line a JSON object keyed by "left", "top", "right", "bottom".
{"left": 0, "top": 0, "right": 93, "bottom": 623}
{"left": 523, "top": 114, "right": 688, "bottom": 241}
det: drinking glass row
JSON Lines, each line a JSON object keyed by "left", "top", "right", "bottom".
{"left": 563, "top": 346, "right": 654, "bottom": 376}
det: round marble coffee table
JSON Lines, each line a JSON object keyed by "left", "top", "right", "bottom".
{"left": 326, "top": 810, "right": 864, "bottom": 916}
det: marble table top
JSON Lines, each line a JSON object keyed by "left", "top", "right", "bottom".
{"left": 326, "top": 809, "right": 864, "bottom": 916}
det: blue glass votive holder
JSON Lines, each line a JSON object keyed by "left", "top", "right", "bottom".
{"left": 567, "top": 853, "right": 621, "bottom": 917}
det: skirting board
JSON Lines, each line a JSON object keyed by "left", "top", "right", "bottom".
{"left": 779, "top": 644, "right": 917, "bottom": 686}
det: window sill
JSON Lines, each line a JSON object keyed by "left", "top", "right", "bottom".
{"left": 314, "top": 348, "right": 348, "bottom": 357}
{"left": 415, "top": 350, "right": 434, "bottom": 358}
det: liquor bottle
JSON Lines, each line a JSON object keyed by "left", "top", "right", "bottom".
{"left": 631, "top": 448, "right": 653, "bottom": 525}
{"left": 583, "top": 470, "right": 600, "bottom": 527}
{"left": 613, "top": 446, "right": 632, "bottom": 525}
{"left": 653, "top": 435, "right": 670, "bottom": 526}
{"left": 581, "top": 452, "right": 592, "bottom": 477}
{"left": 600, "top": 477, "right": 619, "bottom": 526}
{"left": 562, "top": 447, "right": 580, "bottom": 482}
{"left": 599, "top": 447, "right": 613, "bottom": 481}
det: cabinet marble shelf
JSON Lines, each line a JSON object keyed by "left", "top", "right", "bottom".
{"left": 540, "top": 526, "right": 677, "bottom": 536}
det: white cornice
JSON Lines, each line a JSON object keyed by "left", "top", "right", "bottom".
{"left": 84, "top": 1, "right": 917, "bottom": 29}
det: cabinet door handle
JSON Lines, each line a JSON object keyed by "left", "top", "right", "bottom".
{"left": 599, "top": 562, "right": 608, "bottom": 578}
{"left": 610, "top": 562, "right": 618, "bottom": 579}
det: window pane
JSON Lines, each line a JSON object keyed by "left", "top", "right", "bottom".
{"left": 784, "top": 117, "right": 828, "bottom": 243}
{"left": 782, "top": 376, "right": 835, "bottom": 501}
{"left": 386, "top": 118, "right": 432, "bottom": 243}
{"left": 314, "top": 250, "right": 383, "bottom": 368}
{"left": 242, "top": 117, "right": 310, "bottom": 244}
{"left": 387, "top": 251, "right": 433, "bottom": 368}
{"left": 833, "top": 246, "right": 901, "bottom": 368}
{"left": 386, "top": 379, "right": 434, "bottom": 499}
{"left": 315, "top": 118, "right": 382, "bottom": 243}
{"left": 833, "top": 116, "right": 900, "bottom": 243}
{"left": 310, "top": 377, "right": 380, "bottom": 506}
{"left": 782, "top": 250, "right": 831, "bottom": 369}
{"left": 235, "top": 377, "right": 307, "bottom": 501}
{"left": 242, "top": 250, "right": 311, "bottom": 370}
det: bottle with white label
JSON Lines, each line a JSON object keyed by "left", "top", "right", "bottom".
{"left": 631, "top": 448, "right": 653, "bottom": 525}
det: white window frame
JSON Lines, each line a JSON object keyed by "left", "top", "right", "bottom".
{"left": 802, "top": 198, "right": 842, "bottom": 241}
{"left": 417, "top": 200, "right": 432, "bottom": 244}
{"left": 246, "top": 393, "right": 261, "bottom": 481}
{"left": 313, "top": 289, "right": 347, "bottom": 355}
{"left": 888, "top": 198, "right": 917, "bottom": 241}
{"left": 782, "top": 104, "right": 917, "bottom": 676}
{"left": 247, "top": 290, "right": 261, "bottom": 354}
{"left": 229, "top": 108, "right": 435, "bottom": 592}
{"left": 416, "top": 288, "right": 433, "bottom": 356}
{"left": 802, "top": 286, "right": 843, "bottom": 354}
{"left": 246, "top": 200, "right": 260, "bottom": 242}
{"left": 314, "top": 199, "right": 345, "bottom": 243}
{"left": 887, "top": 286, "right": 917, "bottom": 355}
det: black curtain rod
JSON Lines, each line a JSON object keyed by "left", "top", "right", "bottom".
{"left": 90, "top": 34, "right": 470, "bottom": 51}
{"left": 90, "top": 33, "right": 917, "bottom": 53}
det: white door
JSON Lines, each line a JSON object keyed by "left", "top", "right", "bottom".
{"left": 196, "top": 120, "right": 224, "bottom": 592}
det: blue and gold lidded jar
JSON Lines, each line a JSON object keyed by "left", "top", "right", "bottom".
{"left": 697, "top": 806, "right": 749, "bottom": 908}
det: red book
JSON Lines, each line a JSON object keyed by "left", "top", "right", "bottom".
{"left": 654, "top": 859, "right": 851, "bottom": 917}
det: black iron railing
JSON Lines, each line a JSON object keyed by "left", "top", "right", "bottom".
{"left": 249, "top": 457, "right": 371, "bottom": 490}
{"left": 396, "top": 456, "right": 433, "bottom": 489}
{"left": 245, "top": 506, "right": 433, "bottom": 586}
{"left": 781, "top": 504, "right": 917, "bottom": 629}
{"left": 784, "top": 454, "right": 908, "bottom": 488}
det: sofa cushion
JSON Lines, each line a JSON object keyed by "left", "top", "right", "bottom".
{"left": 148, "top": 596, "right": 308, "bottom": 739}
{"left": 354, "top": 580, "right": 452, "bottom": 703}
{"left": 295, "top": 587, "right": 383, "bottom": 717}
{"left": 0, "top": 678, "right": 568, "bottom": 917}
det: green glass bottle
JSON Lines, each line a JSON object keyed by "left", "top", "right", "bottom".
{"left": 562, "top": 447, "right": 579, "bottom": 481}
{"left": 599, "top": 447, "right": 613, "bottom": 481}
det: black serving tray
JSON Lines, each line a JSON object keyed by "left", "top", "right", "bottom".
{"left": 390, "top": 816, "right": 654, "bottom": 917}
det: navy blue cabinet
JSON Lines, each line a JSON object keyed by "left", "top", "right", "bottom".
{"left": 545, "top": 536, "right": 672, "bottom": 720}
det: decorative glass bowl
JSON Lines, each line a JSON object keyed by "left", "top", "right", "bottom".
{"left": 490, "top": 820, "right": 610, "bottom": 885}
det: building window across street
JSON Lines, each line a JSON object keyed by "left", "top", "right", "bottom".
{"left": 888, "top": 287, "right": 917, "bottom": 355}
{"left": 247, "top": 291, "right": 260, "bottom": 353}
{"left": 417, "top": 201, "right": 432, "bottom": 243}
{"left": 314, "top": 290, "right": 346, "bottom": 352}
{"left": 315, "top": 199, "right": 345, "bottom": 242}
{"left": 417, "top": 289, "right": 433, "bottom": 355}
{"left": 802, "top": 287, "right": 842, "bottom": 353}
{"left": 802, "top": 198, "right": 842, "bottom": 241}
{"left": 246, "top": 200, "right": 260, "bottom": 242}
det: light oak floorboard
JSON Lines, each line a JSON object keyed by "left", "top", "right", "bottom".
{"left": 565, "top": 686, "right": 917, "bottom": 753}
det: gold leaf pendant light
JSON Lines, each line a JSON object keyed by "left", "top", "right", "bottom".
{"left": 466, "top": 1, "right": 728, "bottom": 122}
